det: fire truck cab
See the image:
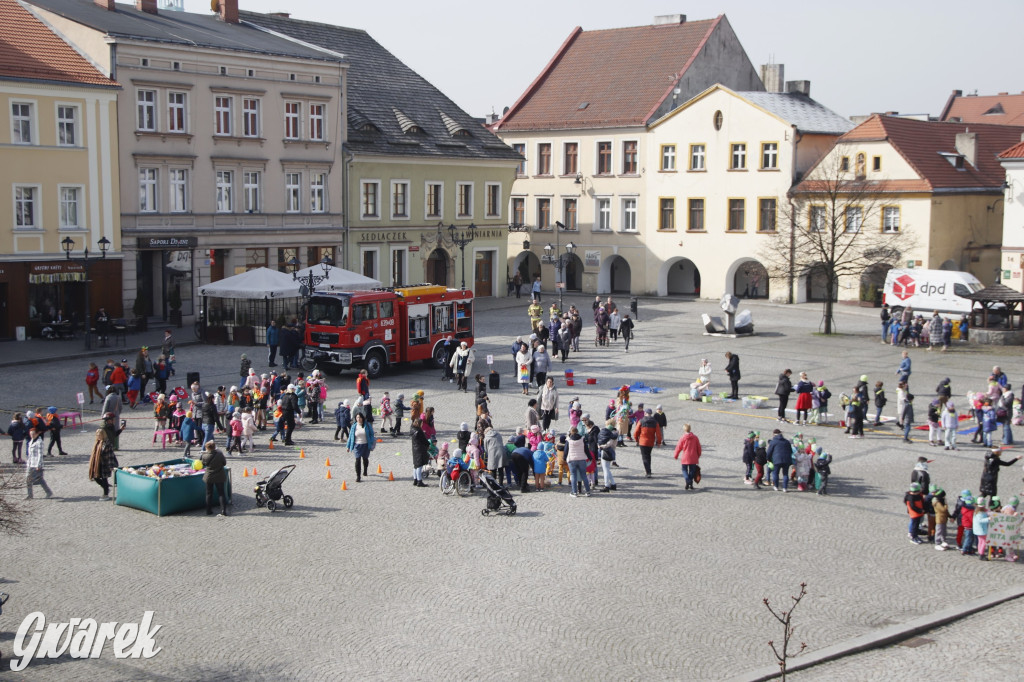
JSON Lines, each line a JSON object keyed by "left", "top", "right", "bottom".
{"left": 302, "top": 285, "right": 474, "bottom": 378}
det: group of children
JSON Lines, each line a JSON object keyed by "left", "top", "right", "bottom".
{"left": 741, "top": 431, "right": 833, "bottom": 494}
{"left": 4, "top": 408, "right": 69, "bottom": 462}
{"left": 332, "top": 390, "right": 406, "bottom": 441}
{"left": 904, "top": 457, "right": 1021, "bottom": 560}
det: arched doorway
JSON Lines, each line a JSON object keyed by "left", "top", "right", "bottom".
{"left": 660, "top": 257, "right": 701, "bottom": 296}
{"left": 805, "top": 263, "right": 836, "bottom": 302}
{"left": 599, "top": 255, "right": 631, "bottom": 294}
{"left": 860, "top": 262, "right": 893, "bottom": 304}
{"left": 425, "top": 248, "right": 450, "bottom": 287}
{"left": 733, "top": 260, "right": 768, "bottom": 299}
{"left": 564, "top": 253, "right": 583, "bottom": 291}
{"left": 514, "top": 251, "right": 541, "bottom": 284}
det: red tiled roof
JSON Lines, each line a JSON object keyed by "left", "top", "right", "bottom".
{"left": 799, "top": 115, "right": 1024, "bottom": 193}
{"left": 940, "top": 91, "right": 1024, "bottom": 127}
{"left": 0, "top": 0, "right": 115, "bottom": 87}
{"left": 494, "top": 17, "right": 722, "bottom": 132}
{"left": 998, "top": 141, "right": 1024, "bottom": 159}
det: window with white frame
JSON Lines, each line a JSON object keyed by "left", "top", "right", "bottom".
{"left": 215, "top": 170, "right": 233, "bottom": 213}
{"left": 563, "top": 198, "right": 577, "bottom": 230}
{"left": 425, "top": 182, "right": 442, "bottom": 219}
{"left": 391, "top": 181, "right": 409, "bottom": 218}
{"left": 57, "top": 106, "right": 77, "bottom": 146}
{"left": 139, "top": 168, "right": 158, "bottom": 212}
{"left": 285, "top": 173, "right": 301, "bottom": 213}
{"left": 59, "top": 186, "right": 82, "bottom": 229}
{"left": 661, "top": 144, "right": 676, "bottom": 171}
{"left": 167, "top": 92, "right": 187, "bottom": 133}
{"left": 309, "top": 103, "right": 325, "bottom": 141}
{"left": 730, "top": 143, "right": 746, "bottom": 170}
{"left": 810, "top": 205, "right": 826, "bottom": 232}
{"left": 486, "top": 183, "right": 501, "bottom": 218}
{"left": 214, "top": 96, "right": 232, "bottom": 136}
{"left": 621, "top": 198, "right": 637, "bottom": 232}
{"left": 761, "top": 142, "right": 778, "bottom": 169}
{"left": 137, "top": 90, "right": 156, "bottom": 131}
{"left": 512, "top": 143, "right": 526, "bottom": 176}
{"left": 284, "top": 101, "right": 301, "bottom": 140}
{"left": 511, "top": 197, "right": 524, "bottom": 226}
{"left": 536, "top": 198, "right": 550, "bottom": 229}
{"left": 361, "top": 180, "right": 380, "bottom": 219}
{"left": 845, "top": 206, "right": 863, "bottom": 233}
{"left": 12, "top": 102, "right": 33, "bottom": 144}
{"left": 242, "top": 98, "right": 260, "bottom": 137}
{"left": 690, "top": 144, "right": 705, "bottom": 170}
{"left": 457, "top": 182, "right": 473, "bottom": 218}
{"left": 536, "top": 143, "right": 551, "bottom": 175}
{"left": 243, "top": 171, "right": 261, "bottom": 213}
{"left": 310, "top": 172, "right": 326, "bottom": 213}
{"left": 596, "top": 198, "right": 611, "bottom": 230}
{"left": 14, "top": 185, "right": 37, "bottom": 228}
{"left": 882, "top": 206, "right": 900, "bottom": 233}
{"left": 169, "top": 169, "right": 188, "bottom": 213}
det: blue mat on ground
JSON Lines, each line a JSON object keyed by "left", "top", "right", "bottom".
{"left": 629, "top": 381, "right": 663, "bottom": 394}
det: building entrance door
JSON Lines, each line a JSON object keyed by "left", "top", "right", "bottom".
{"left": 474, "top": 251, "right": 493, "bottom": 297}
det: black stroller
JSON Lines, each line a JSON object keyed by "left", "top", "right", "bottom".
{"left": 254, "top": 464, "right": 296, "bottom": 512}
{"left": 480, "top": 472, "right": 517, "bottom": 516}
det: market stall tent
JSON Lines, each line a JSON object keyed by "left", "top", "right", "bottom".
{"left": 197, "top": 267, "right": 297, "bottom": 299}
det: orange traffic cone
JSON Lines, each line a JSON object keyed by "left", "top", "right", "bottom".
{"left": 299, "top": 449, "right": 306, "bottom": 459}
{"left": 388, "top": 471, "right": 395, "bottom": 482}
{"left": 242, "top": 468, "right": 249, "bottom": 477}
{"left": 326, "top": 469, "right": 333, "bottom": 480}
{"left": 325, "top": 457, "right": 332, "bottom": 467}
{"left": 269, "top": 439, "right": 274, "bottom": 450}
{"left": 376, "top": 463, "right": 383, "bottom": 474}
{"left": 341, "top": 480, "right": 348, "bottom": 490}
{"left": 252, "top": 468, "right": 258, "bottom": 477}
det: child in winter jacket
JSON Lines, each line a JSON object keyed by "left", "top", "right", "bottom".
{"left": 794, "top": 447, "right": 812, "bottom": 491}
{"left": 126, "top": 370, "right": 142, "bottom": 408}
{"left": 905, "top": 483, "right": 926, "bottom": 544}
{"left": 5, "top": 412, "right": 27, "bottom": 463}
{"left": 873, "top": 381, "right": 887, "bottom": 426}
{"left": 932, "top": 488, "right": 950, "bottom": 550}
{"left": 457, "top": 422, "right": 472, "bottom": 452}
{"left": 240, "top": 408, "right": 256, "bottom": 453}
{"left": 753, "top": 438, "right": 768, "bottom": 489}
{"left": 958, "top": 494, "right": 976, "bottom": 555}
{"left": 813, "top": 448, "right": 832, "bottom": 495}
{"left": 941, "top": 403, "right": 959, "bottom": 450}
{"left": 974, "top": 499, "right": 991, "bottom": 560}
{"left": 379, "top": 392, "right": 394, "bottom": 434}
{"left": 742, "top": 431, "right": 756, "bottom": 483}
{"left": 333, "top": 400, "right": 351, "bottom": 441}
{"left": 227, "top": 413, "right": 244, "bottom": 454}
{"left": 180, "top": 411, "right": 197, "bottom": 457}
{"left": 392, "top": 394, "right": 407, "bottom": 436}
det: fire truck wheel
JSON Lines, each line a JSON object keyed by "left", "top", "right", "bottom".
{"left": 364, "top": 350, "right": 386, "bottom": 379}
{"left": 427, "top": 342, "right": 447, "bottom": 370}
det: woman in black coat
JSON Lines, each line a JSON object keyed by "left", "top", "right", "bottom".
{"left": 725, "top": 351, "right": 740, "bottom": 400}
{"left": 979, "top": 448, "right": 1020, "bottom": 497}
{"left": 410, "top": 419, "right": 430, "bottom": 488}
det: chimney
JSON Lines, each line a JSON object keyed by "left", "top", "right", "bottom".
{"left": 135, "top": 0, "right": 157, "bottom": 14}
{"left": 761, "top": 64, "right": 785, "bottom": 93}
{"left": 955, "top": 132, "right": 977, "bottom": 168}
{"left": 94, "top": 0, "right": 116, "bottom": 9}
{"left": 785, "top": 80, "right": 811, "bottom": 97}
{"left": 654, "top": 14, "right": 686, "bottom": 25}
{"left": 215, "top": 0, "right": 238, "bottom": 23}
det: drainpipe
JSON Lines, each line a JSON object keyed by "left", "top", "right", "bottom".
{"left": 341, "top": 142, "right": 354, "bottom": 271}
{"left": 787, "top": 198, "right": 796, "bottom": 304}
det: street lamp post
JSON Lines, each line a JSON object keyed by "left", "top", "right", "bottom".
{"left": 289, "top": 255, "right": 334, "bottom": 297}
{"left": 61, "top": 235, "right": 110, "bottom": 350}
{"left": 448, "top": 223, "right": 476, "bottom": 291}
{"left": 544, "top": 234, "right": 576, "bottom": 312}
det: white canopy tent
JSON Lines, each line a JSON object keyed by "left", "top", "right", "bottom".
{"left": 294, "top": 264, "right": 382, "bottom": 293}
{"left": 197, "top": 267, "right": 298, "bottom": 299}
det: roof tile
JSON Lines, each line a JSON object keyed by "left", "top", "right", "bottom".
{"left": 0, "top": 0, "right": 115, "bottom": 87}
{"left": 941, "top": 92, "right": 1024, "bottom": 127}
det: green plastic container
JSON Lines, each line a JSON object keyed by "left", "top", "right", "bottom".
{"left": 114, "top": 458, "right": 232, "bottom": 516}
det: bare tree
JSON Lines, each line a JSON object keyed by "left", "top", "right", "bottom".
{"left": 764, "top": 582, "right": 808, "bottom": 680}
{"left": 761, "top": 145, "right": 916, "bottom": 334}
{"left": 0, "top": 468, "right": 29, "bottom": 536}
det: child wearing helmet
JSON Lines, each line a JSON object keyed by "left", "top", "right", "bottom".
{"left": 904, "top": 482, "right": 926, "bottom": 544}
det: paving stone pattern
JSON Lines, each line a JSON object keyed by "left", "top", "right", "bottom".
{"left": 1, "top": 298, "right": 1022, "bottom": 679}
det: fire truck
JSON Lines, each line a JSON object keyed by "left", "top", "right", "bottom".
{"left": 300, "top": 285, "right": 474, "bottom": 378}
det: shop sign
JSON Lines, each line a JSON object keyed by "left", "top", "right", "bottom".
{"left": 357, "top": 231, "right": 408, "bottom": 243}
{"left": 138, "top": 237, "right": 198, "bottom": 249}
{"left": 585, "top": 250, "right": 601, "bottom": 267}
{"left": 30, "top": 262, "right": 85, "bottom": 275}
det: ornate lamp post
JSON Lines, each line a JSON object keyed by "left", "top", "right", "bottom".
{"left": 289, "top": 255, "right": 334, "bottom": 297}
{"left": 61, "top": 235, "right": 110, "bottom": 350}
{"left": 544, "top": 237, "right": 576, "bottom": 311}
{"left": 448, "top": 223, "right": 476, "bottom": 290}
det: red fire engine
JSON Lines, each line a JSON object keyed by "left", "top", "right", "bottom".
{"left": 301, "top": 285, "right": 474, "bottom": 378}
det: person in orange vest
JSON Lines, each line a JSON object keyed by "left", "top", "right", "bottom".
{"left": 44, "top": 407, "right": 68, "bottom": 457}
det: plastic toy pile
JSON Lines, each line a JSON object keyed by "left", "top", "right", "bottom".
{"left": 121, "top": 460, "right": 205, "bottom": 479}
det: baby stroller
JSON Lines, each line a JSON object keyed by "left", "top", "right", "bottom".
{"left": 480, "top": 472, "right": 517, "bottom": 516}
{"left": 254, "top": 464, "right": 295, "bottom": 512}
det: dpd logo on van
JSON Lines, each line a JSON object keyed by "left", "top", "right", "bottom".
{"left": 892, "top": 274, "right": 916, "bottom": 301}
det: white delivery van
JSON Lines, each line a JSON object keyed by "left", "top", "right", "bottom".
{"left": 882, "top": 269, "right": 983, "bottom": 314}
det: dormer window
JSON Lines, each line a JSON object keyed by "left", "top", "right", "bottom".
{"left": 939, "top": 152, "right": 966, "bottom": 170}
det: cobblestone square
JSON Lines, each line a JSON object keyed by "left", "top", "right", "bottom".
{"left": 1, "top": 297, "right": 1022, "bottom": 679}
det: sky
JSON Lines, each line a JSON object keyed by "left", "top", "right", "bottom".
{"left": 182, "top": 0, "right": 1023, "bottom": 121}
